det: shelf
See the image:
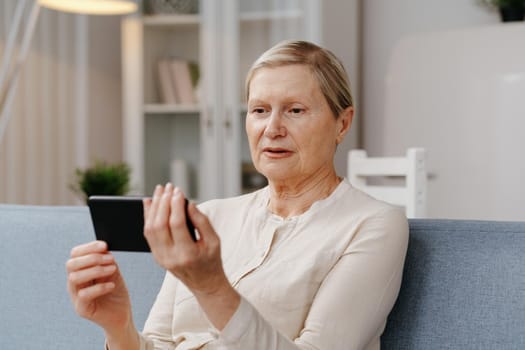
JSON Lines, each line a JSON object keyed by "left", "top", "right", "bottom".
{"left": 240, "top": 10, "right": 302, "bottom": 22}
{"left": 144, "top": 104, "right": 200, "bottom": 114}
{"left": 142, "top": 10, "right": 302, "bottom": 26}
{"left": 143, "top": 14, "right": 200, "bottom": 27}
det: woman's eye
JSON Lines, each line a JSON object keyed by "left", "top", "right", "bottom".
{"left": 286, "top": 107, "right": 305, "bottom": 116}
{"left": 251, "top": 107, "right": 267, "bottom": 115}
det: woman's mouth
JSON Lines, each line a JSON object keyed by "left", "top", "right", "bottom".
{"left": 262, "top": 147, "right": 292, "bottom": 158}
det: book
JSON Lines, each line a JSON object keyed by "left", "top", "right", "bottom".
{"left": 157, "top": 59, "right": 178, "bottom": 104}
{"left": 169, "top": 59, "right": 196, "bottom": 104}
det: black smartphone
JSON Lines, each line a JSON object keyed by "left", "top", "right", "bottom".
{"left": 87, "top": 196, "right": 196, "bottom": 252}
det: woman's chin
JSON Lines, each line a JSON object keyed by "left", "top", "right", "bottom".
{"left": 261, "top": 169, "right": 295, "bottom": 184}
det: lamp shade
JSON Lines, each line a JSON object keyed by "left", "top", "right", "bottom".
{"left": 38, "top": 0, "right": 138, "bottom": 15}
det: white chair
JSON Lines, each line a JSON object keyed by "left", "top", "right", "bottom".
{"left": 347, "top": 148, "right": 427, "bottom": 218}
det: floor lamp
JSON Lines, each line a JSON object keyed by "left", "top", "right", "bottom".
{"left": 0, "top": 0, "right": 138, "bottom": 145}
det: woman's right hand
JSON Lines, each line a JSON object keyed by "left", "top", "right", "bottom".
{"left": 66, "top": 240, "right": 135, "bottom": 338}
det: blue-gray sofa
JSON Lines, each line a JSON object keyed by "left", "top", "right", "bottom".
{"left": 0, "top": 204, "right": 524, "bottom": 349}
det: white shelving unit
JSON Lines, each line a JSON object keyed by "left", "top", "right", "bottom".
{"left": 122, "top": 0, "right": 320, "bottom": 201}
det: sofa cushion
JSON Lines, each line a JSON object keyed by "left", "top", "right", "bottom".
{"left": 0, "top": 204, "right": 165, "bottom": 350}
{"left": 381, "top": 219, "right": 525, "bottom": 349}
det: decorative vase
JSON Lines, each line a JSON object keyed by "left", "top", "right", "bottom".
{"left": 499, "top": 5, "right": 525, "bottom": 22}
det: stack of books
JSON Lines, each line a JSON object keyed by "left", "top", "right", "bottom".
{"left": 157, "top": 58, "right": 199, "bottom": 105}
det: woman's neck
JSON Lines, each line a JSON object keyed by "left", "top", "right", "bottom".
{"left": 267, "top": 170, "right": 342, "bottom": 218}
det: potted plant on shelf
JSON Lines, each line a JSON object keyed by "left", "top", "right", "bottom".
{"left": 70, "top": 161, "right": 131, "bottom": 204}
{"left": 481, "top": 0, "right": 525, "bottom": 22}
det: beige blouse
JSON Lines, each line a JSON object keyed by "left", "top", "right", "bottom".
{"left": 138, "top": 179, "right": 409, "bottom": 350}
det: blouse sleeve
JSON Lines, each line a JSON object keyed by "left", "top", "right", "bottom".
{"left": 214, "top": 207, "right": 409, "bottom": 350}
{"left": 140, "top": 272, "right": 179, "bottom": 350}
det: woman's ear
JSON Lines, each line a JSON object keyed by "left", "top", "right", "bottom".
{"left": 336, "top": 106, "right": 354, "bottom": 145}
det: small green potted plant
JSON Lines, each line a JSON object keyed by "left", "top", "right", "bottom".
{"left": 70, "top": 160, "right": 131, "bottom": 203}
{"left": 481, "top": 0, "right": 525, "bottom": 22}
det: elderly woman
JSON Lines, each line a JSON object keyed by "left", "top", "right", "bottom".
{"left": 66, "top": 40, "right": 408, "bottom": 350}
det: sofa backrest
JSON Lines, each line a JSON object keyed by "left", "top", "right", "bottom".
{"left": 0, "top": 204, "right": 165, "bottom": 350}
{"left": 381, "top": 219, "right": 525, "bottom": 349}
{"left": 2, "top": 205, "right": 524, "bottom": 349}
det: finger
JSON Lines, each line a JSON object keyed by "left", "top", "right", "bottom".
{"left": 143, "top": 197, "right": 152, "bottom": 223}
{"left": 68, "top": 264, "right": 117, "bottom": 287}
{"left": 73, "top": 281, "right": 116, "bottom": 321}
{"left": 187, "top": 202, "right": 216, "bottom": 244}
{"left": 145, "top": 184, "right": 175, "bottom": 250}
{"left": 146, "top": 184, "right": 164, "bottom": 225}
{"left": 77, "top": 281, "right": 116, "bottom": 303}
{"left": 70, "top": 240, "right": 108, "bottom": 258}
{"left": 169, "top": 187, "right": 194, "bottom": 245}
{"left": 154, "top": 183, "right": 174, "bottom": 227}
{"left": 66, "top": 252, "right": 115, "bottom": 273}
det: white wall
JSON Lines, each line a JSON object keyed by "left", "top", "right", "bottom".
{"left": 322, "top": 0, "right": 361, "bottom": 176}
{"left": 362, "top": 0, "right": 497, "bottom": 155}
{"left": 361, "top": 0, "right": 525, "bottom": 220}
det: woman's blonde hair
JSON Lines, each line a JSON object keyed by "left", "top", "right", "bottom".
{"left": 245, "top": 40, "right": 353, "bottom": 119}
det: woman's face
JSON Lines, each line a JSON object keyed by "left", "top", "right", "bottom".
{"left": 246, "top": 64, "right": 352, "bottom": 185}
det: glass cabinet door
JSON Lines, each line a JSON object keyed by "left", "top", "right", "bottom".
{"left": 122, "top": 1, "right": 320, "bottom": 201}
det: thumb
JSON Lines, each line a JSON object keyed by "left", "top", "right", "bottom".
{"left": 187, "top": 203, "right": 217, "bottom": 243}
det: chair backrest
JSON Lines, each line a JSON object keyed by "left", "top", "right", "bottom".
{"left": 348, "top": 148, "right": 427, "bottom": 218}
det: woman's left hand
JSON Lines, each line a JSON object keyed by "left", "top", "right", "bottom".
{"left": 143, "top": 184, "right": 240, "bottom": 330}
{"left": 143, "top": 183, "right": 231, "bottom": 299}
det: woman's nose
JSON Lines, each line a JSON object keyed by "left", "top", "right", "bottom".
{"left": 264, "top": 111, "right": 286, "bottom": 138}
